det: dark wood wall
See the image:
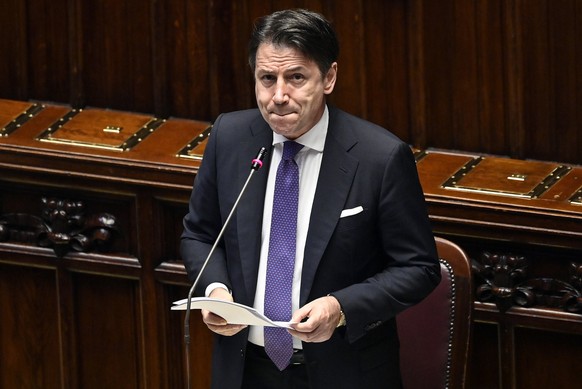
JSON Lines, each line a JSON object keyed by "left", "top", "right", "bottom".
{"left": 1, "top": 1, "right": 582, "bottom": 388}
{"left": 1, "top": 0, "right": 580, "bottom": 164}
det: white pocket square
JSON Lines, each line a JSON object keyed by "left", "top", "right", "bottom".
{"left": 340, "top": 206, "right": 364, "bottom": 218}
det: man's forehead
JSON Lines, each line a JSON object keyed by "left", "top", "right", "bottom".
{"left": 255, "top": 44, "right": 314, "bottom": 71}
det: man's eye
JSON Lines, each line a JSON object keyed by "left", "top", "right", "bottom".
{"left": 261, "top": 75, "right": 275, "bottom": 84}
{"left": 291, "top": 74, "right": 305, "bottom": 81}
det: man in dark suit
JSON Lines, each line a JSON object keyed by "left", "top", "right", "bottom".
{"left": 181, "top": 9, "right": 441, "bottom": 389}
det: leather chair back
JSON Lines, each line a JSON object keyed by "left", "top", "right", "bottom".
{"left": 397, "top": 237, "right": 473, "bottom": 389}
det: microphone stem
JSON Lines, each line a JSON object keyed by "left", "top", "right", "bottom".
{"left": 184, "top": 166, "right": 260, "bottom": 389}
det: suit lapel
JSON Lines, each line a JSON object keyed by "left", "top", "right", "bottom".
{"left": 236, "top": 118, "right": 273, "bottom": 305}
{"left": 300, "top": 111, "right": 359, "bottom": 304}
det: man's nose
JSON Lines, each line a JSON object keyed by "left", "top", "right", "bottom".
{"left": 272, "top": 80, "right": 289, "bottom": 104}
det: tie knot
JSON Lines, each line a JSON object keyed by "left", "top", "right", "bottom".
{"left": 282, "top": 141, "right": 303, "bottom": 161}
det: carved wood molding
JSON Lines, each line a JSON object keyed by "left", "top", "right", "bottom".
{"left": 473, "top": 252, "right": 582, "bottom": 314}
{"left": 0, "top": 197, "right": 119, "bottom": 258}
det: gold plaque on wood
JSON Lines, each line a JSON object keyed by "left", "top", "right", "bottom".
{"left": 176, "top": 126, "right": 212, "bottom": 160}
{"left": 36, "top": 108, "right": 164, "bottom": 151}
{"left": 442, "top": 157, "right": 571, "bottom": 199}
{"left": 0, "top": 100, "right": 44, "bottom": 137}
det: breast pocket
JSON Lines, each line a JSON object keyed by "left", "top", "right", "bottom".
{"left": 335, "top": 208, "right": 369, "bottom": 232}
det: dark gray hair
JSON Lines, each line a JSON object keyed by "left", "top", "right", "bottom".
{"left": 248, "top": 9, "right": 340, "bottom": 76}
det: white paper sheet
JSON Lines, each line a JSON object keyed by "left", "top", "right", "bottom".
{"left": 171, "top": 297, "right": 296, "bottom": 328}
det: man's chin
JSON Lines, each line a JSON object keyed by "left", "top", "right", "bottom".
{"left": 270, "top": 126, "right": 296, "bottom": 138}
{"left": 268, "top": 120, "right": 297, "bottom": 137}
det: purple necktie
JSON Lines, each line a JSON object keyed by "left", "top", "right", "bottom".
{"left": 264, "top": 141, "right": 303, "bottom": 371}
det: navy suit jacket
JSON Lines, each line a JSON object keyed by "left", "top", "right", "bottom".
{"left": 181, "top": 106, "right": 440, "bottom": 388}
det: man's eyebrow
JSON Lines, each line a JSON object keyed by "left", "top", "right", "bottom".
{"left": 256, "top": 65, "right": 308, "bottom": 74}
{"left": 284, "top": 65, "right": 308, "bottom": 73}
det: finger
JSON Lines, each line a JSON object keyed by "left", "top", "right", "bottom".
{"left": 290, "top": 320, "right": 336, "bottom": 343}
{"left": 291, "top": 306, "right": 311, "bottom": 325}
{"left": 201, "top": 310, "right": 227, "bottom": 326}
{"left": 289, "top": 327, "right": 324, "bottom": 343}
{"left": 208, "top": 323, "right": 247, "bottom": 336}
{"left": 288, "top": 328, "right": 310, "bottom": 342}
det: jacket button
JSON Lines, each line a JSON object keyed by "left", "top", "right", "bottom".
{"left": 364, "top": 321, "right": 382, "bottom": 331}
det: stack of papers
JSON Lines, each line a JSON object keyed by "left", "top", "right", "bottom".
{"left": 172, "top": 297, "right": 296, "bottom": 328}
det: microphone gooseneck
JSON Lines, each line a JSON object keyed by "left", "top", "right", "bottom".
{"left": 183, "top": 147, "right": 267, "bottom": 389}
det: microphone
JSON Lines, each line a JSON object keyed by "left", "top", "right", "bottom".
{"left": 183, "top": 146, "right": 267, "bottom": 389}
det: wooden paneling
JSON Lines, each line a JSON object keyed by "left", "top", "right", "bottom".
{"left": 1, "top": 0, "right": 580, "bottom": 163}
{"left": 158, "top": 0, "right": 212, "bottom": 118}
{"left": 414, "top": 147, "right": 582, "bottom": 388}
{"left": 160, "top": 285, "right": 213, "bottom": 389}
{"left": 514, "top": 328, "right": 582, "bottom": 388}
{"left": 78, "top": 0, "right": 154, "bottom": 111}
{"left": 0, "top": 103, "right": 212, "bottom": 388}
{"left": 0, "top": 0, "right": 28, "bottom": 100}
{"left": 27, "top": 0, "right": 72, "bottom": 103}
{"left": 469, "top": 323, "right": 500, "bottom": 389}
{"left": 0, "top": 264, "right": 61, "bottom": 389}
{"left": 522, "top": 0, "right": 582, "bottom": 163}
{"left": 72, "top": 274, "right": 141, "bottom": 389}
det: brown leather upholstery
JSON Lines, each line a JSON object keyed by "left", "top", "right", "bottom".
{"left": 397, "top": 237, "right": 473, "bottom": 389}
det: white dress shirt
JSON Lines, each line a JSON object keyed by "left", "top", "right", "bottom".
{"left": 248, "top": 106, "right": 329, "bottom": 349}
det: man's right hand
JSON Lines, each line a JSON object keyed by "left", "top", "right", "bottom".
{"left": 201, "top": 287, "right": 247, "bottom": 336}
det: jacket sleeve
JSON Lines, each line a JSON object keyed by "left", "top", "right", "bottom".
{"left": 180, "top": 114, "right": 231, "bottom": 297}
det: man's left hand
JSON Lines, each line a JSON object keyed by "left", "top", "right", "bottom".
{"left": 288, "top": 295, "right": 342, "bottom": 342}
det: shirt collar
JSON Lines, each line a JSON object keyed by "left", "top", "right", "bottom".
{"left": 272, "top": 105, "right": 328, "bottom": 153}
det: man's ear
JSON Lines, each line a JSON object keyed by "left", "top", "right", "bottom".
{"left": 323, "top": 62, "right": 338, "bottom": 95}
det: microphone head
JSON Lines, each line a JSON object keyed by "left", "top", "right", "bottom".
{"left": 251, "top": 147, "right": 268, "bottom": 171}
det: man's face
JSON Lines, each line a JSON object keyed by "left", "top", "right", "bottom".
{"left": 254, "top": 43, "right": 337, "bottom": 140}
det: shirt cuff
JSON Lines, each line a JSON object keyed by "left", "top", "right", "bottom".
{"left": 205, "top": 282, "right": 230, "bottom": 297}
